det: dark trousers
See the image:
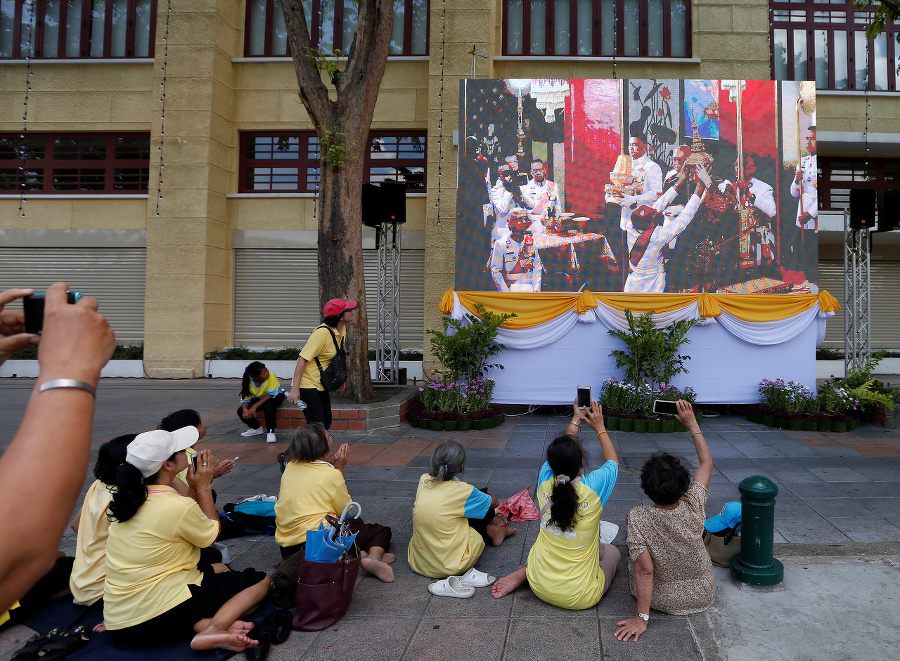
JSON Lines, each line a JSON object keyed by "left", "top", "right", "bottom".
{"left": 468, "top": 491, "right": 498, "bottom": 545}
{"left": 300, "top": 388, "right": 332, "bottom": 429}
{"left": 237, "top": 392, "right": 285, "bottom": 431}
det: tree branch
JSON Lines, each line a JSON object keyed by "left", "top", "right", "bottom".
{"left": 281, "top": 1, "right": 335, "bottom": 129}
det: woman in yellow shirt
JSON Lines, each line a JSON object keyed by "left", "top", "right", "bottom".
{"left": 286, "top": 298, "right": 357, "bottom": 429}
{"left": 492, "top": 400, "right": 620, "bottom": 609}
{"left": 238, "top": 361, "right": 286, "bottom": 443}
{"left": 104, "top": 427, "right": 269, "bottom": 652}
{"left": 275, "top": 423, "right": 395, "bottom": 582}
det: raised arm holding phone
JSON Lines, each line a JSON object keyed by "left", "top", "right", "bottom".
{"left": 0, "top": 283, "right": 116, "bottom": 611}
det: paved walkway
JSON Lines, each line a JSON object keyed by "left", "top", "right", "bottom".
{"left": 2, "top": 379, "right": 899, "bottom": 660}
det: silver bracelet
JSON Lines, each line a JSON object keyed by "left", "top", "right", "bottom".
{"left": 197, "top": 485, "right": 211, "bottom": 494}
{"left": 38, "top": 379, "right": 96, "bottom": 397}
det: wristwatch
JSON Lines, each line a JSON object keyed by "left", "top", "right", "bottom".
{"left": 637, "top": 612, "right": 650, "bottom": 622}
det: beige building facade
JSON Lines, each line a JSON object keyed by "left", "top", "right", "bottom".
{"left": 1, "top": 0, "right": 897, "bottom": 377}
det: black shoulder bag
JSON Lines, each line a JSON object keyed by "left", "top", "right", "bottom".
{"left": 314, "top": 325, "right": 348, "bottom": 391}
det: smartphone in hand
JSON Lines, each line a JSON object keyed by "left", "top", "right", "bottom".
{"left": 190, "top": 453, "right": 198, "bottom": 473}
{"left": 577, "top": 386, "right": 591, "bottom": 409}
{"left": 652, "top": 400, "right": 679, "bottom": 415}
{"left": 23, "top": 291, "right": 82, "bottom": 334}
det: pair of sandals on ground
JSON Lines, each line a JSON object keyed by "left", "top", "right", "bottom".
{"left": 427, "top": 567, "right": 497, "bottom": 599}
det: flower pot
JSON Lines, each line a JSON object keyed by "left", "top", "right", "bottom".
{"left": 619, "top": 418, "right": 634, "bottom": 432}
{"left": 458, "top": 420, "right": 472, "bottom": 432}
{"left": 694, "top": 412, "right": 702, "bottom": 425}
{"left": 747, "top": 411, "right": 758, "bottom": 423}
{"left": 472, "top": 419, "right": 487, "bottom": 430}
{"left": 633, "top": 418, "right": 649, "bottom": 433}
{"left": 662, "top": 419, "right": 676, "bottom": 433}
{"left": 817, "top": 421, "right": 831, "bottom": 432}
{"left": 444, "top": 420, "right": 458, "bottom": 431}
{"left": 497, "top": 413, "right": 506, "bottom": 425}
{"left": 605, "top": 416, "right": 620, "bottom": 431}
{"left": 648, "top": 419, "right": 662, "bottom": 433}
{"left": 801, "top": 420, "right": 817, "bottom": 432}
{"left": 762, "top": 415, "right": 775, "bottom": 427}
{"left": 787, "top": 419, "right": 802, "bottom": 431}
{"left": 408, "top": 417, "right": 422, "bottom": 428}
{"left": 774, "top": 417, "right": 787, "bottom": 429}
{"left": 848, "top": 418, "right": 859, "bottom": 431}
{"left": 832, "top": 420, "right": 847, "bottom": 433}
{"left": 675, "top": 421, "right": 688, "bottom": 432}
{"left": 429, "top": 420, "right": 443, "bottom": 431}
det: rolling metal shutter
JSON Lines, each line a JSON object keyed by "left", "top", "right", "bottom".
{"left": 818, "top": 259, "right": 900, "bottom": 349}
{"left": 0, "top": 248, "right": 146, "bottom": 343}
{"left": 233, "top": 248, "right": 425, "bottom": 348}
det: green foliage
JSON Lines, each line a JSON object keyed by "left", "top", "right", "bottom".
{"left": 206, "top": 347, "right": 303, "bottom": 361}
{"left": 607, "top": 310, "right": 699, "bottom": 403}
{"left": 845, "top": 350, "right": 887, "bottom": 388}
{"left": 815, "top": 347, "right": 843, "bottom": 360}
{"left": 319, "top": 124, "right": 352, "bottom": 169}
{"left": 856, "top": 0, "right": 900, "bottom": 73}
{"left": 848, "top": 379, "right": 898, "bottom": 410}
{"left": 11, "top": 343, "right": 144, "bottom": 360}
{"left": 427, "top": 303, "right": 516, "bottom": 384}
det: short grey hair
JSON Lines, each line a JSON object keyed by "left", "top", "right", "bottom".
{"left": 429, "top": 439, "right": 466, "bottom": 483}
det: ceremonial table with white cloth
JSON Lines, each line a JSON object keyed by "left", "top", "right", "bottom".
{"left": 439, "top": 290, "right": 840, "bottom": 405}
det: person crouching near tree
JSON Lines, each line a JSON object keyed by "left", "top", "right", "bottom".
{"left": 103, "top": 427, "right": 269, "bottom": 652}
{"left": 615, "top": 400, "right": 715, "bottom": 643}
{"left": 492, "top": 399, "right": 620, "bottom": 608}
{"left": 237, "top": 361, "right": 286, "bottom": 444}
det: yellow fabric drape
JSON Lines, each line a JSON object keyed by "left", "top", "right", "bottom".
{"left": 444, "top": 290, "right": 839, "bottom": 328}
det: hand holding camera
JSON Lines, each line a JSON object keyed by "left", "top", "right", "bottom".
{"left": 0, "top": 288, "right": 37, "bottom": 366}
{"left": 187, "top": 448, "right": 215, "bottom": 492}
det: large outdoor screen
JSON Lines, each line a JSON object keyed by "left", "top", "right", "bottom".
{"left": 456, "top": 79, "right": 818, "bottom": 294}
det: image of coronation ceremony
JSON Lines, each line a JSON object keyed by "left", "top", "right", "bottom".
{"left": 456, "top": 78, "right": 819, "bottom": 295}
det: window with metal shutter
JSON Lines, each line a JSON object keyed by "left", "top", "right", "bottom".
{"left": 233, "top": 248, "right": 425, "bottom": 349}
{"left": 0, "top": 248, "right": 146, "bottom": 343}
{"left": 818, "top": 260, "right": 900, "bottom": 349}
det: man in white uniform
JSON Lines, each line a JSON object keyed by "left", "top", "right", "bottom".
{"left": 521, "top": 159, "right": 560, "bottom": 217}
{"left": 790, "top": 126, "right": 817, "bottom": 231}
{"left": 608, "top": 134, "right": 663, "bottom": 232}
{"left": 719, "top": 154, "right": 777, "bottom": 268}
{"left": 623, "top": 175, "right": 708, "bottom": 293}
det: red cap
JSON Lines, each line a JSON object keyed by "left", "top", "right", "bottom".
{"left": 323, "top": 298, "right": 358, "bottom": 317}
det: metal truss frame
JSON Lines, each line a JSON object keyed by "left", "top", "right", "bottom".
{"left": 843, "top": 209, "right": 871, "bottom": 375}
{"left": 373, "top": 222, "right": 402, "bottom": 383}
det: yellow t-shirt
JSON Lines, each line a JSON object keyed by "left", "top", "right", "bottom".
{"left": 69, "top": 480, "right": 114, "bottom": 606}
{"left": 297, "top": 326, "right": 346, "bottom": 390}
{"left": 407, "top": 475, "right": 493, "bottom": 578}
{"left": 526, "top": 460, "right": 618, "bottom": 610}
{"left": 275, "top": 461, "right": 351, "bottom": 547}
{"left": 240, "top": 372, "right": 282, "bottom": 403}
{"left": 175, "top": 447, "right": 196, "bottom": 486}
{"left": 0, "top": 602, "right": 19, "bottom": 627}
{"left": 103, "top": 485, "right": 218, "bottom": 630}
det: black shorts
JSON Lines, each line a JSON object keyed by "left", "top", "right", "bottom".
{"left": 109, "top": 566, "right": 267, "bottom": 647}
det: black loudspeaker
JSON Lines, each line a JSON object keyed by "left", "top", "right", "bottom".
{"left": 876, "top": 189, "right": 900, "bottom": 232}
{"left": 849, "top": 189, "right": 876, "bottom": 229}
{"left": 362, "top": 183, "right": 407, "bottom": 227}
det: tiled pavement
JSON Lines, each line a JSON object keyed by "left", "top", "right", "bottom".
{"left": 2, "top": 379, "right": 900, "bottom": 660}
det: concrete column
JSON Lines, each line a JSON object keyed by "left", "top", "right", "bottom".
{"left": 144, "top": 0, "right": 238, "bottom": 377}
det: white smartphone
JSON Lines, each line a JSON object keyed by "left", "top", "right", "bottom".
{"left": 577, "top": 386, "right": 591, "bottom": 409}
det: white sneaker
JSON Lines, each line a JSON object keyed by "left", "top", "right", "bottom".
{"left": 241, "top": 427, "right": 265, "bottom": 437}
{"left": 266, "top": 432, "right": 277, "bottom": 444}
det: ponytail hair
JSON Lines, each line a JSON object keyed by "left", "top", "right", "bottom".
{"left": 429, "top": 439, "right": 465, "bottom": 483}
{"left": 546, "top": 434, "right": 585, "bottom": 532}
{"left": 108, "top": 462, "right": 148, "bottom": 523}
{"left": 241, "top": 361, "right": 266, "bottom": 400}
{"left": 93, "top": 433, "right": 137, "bottom": 485}
{"left": 108, "top": 451, "right": 177, "bottom": 523}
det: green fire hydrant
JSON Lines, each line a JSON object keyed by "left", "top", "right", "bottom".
{"left": 730, "top": 476, "right": 784, "bottom": 586}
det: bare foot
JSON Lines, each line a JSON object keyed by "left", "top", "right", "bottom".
{"left": 92, "top": 621, "right": 106, "bottom": 633}
{"left": 190, "top": 632, "right": 258, "bottom": 652}
{"left": 361, "top": 556, "right": 395, "bottom": 582}
{"left": 228, "top": 621, "right": 254, "bottom": 635}
{"left": 382, "top": 552, "right": 397, "bottom": 564}
{"left": 491, "top": 566, "right": 527, "bottom": 599}
{"left": 487, "top": 524, "right": 517, "bottom": 547}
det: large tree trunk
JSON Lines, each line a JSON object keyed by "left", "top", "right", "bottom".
{"left": 281, "top": 0, "right": 395, "bottom": 402}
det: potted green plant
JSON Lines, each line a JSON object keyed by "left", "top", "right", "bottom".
{"left": 458, "top": 415, "right": 472, "bottom": 432}
{"left": 661, "top": 418, "right": 676, "bottom": 433}
{"left": 633, "top": 417, "right": 649, "bottom": 433}
{"left": 605, "top": 415, "right": 620, "bottom": 431}
{"left": 648, "top": 418, "right": 662, "bottom": 433}
{"left": 619, "top": 415, "right": 634, "bottom": 432}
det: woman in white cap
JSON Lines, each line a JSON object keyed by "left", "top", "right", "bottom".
{"left": 103, "top": 427, "right": 269, "bottom": 653}
{"left": 287, "top": 297, "right": 358, "bottom": 429}
{"left": 614, "top": 400, "right": 715, "bottom": 643}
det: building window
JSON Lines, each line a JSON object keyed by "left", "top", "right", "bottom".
{"left": 502, "top": 0, "right": 690, "bottom": 57}
{"left": 819, "top": 157, "right": 900, "bottom": 211}
{"left": 0, "top": 0, "right": 157, "bottom": 59}
{"left": 244, "top": 0, "right": 429, "bottom": 57}
{"left": 240, "top": 131, "right": 425, "bottom": 193}
{"left": 772, "top": 1, "right": 899, "bottom": 92}
{"left": 0, "top": 133, "right": 150, "bottom": 193}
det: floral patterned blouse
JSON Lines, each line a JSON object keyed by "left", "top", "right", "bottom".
{"left": 625, "top": 482, "right": 716, "bottom": 615}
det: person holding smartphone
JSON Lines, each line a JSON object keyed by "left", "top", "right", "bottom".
{"left": 615, "top": 400, "right": 715, "bottom": 643}
{"left": 0, "top": 283, "right": 116, "bottom": 612}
